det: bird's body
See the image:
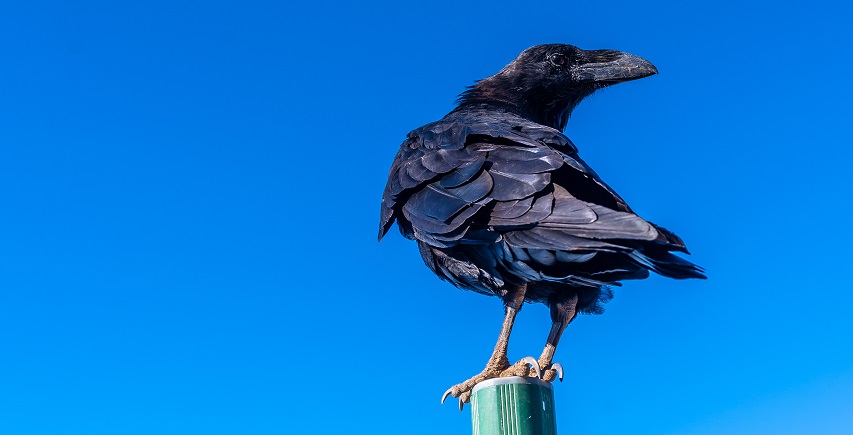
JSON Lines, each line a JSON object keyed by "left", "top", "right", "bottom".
{"left": 379, "top": 44, "right": 704, "bottom": 408}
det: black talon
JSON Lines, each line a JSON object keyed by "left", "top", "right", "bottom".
{"left": 552, "top": 363, "right": 564, "bottom": 381}
{"left": 441, "top": 389, "right": 453, "bottom": 404}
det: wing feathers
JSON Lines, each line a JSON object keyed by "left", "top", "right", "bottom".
{"left": 380, "top": 110, "right": 702, "bottom": 284}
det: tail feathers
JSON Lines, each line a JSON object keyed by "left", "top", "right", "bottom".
{"left": 628, "top": 250, "right": 706, "bottom": 280}
{"left": 650, "top": 223, "right": 689, "bottom": 253}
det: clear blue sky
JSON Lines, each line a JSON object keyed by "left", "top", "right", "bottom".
{"left": 1, "top": 1, "right": 851, "bottom": 434}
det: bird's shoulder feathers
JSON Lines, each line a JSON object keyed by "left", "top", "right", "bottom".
{"left": 379, "top": 108, "right": 672, "bottom": 252}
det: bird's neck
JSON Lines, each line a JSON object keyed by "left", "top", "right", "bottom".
{"left": 454, "top": 77, "right": 581, "bottom": 131}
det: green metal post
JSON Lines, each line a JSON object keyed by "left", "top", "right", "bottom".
{"left": 470, "top": 376, "right": 558, "bottom": 435}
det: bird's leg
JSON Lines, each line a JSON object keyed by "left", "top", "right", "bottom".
{"left": 442, "top": 283, "right": 540, "bottom": 409}
{"left": 537, "top": 293, "right": 579, "bottom": 382}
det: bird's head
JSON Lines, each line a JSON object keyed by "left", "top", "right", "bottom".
{"left": 456, "top": 44, "right": 658, "bottom": 131}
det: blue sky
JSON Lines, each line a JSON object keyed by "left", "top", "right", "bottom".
{"left": 1, "top": 1, "right": 851, "bottom": 434}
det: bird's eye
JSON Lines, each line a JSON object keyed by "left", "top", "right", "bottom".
{"left": 549, "top": 53, "right": 567, "bottom": 66}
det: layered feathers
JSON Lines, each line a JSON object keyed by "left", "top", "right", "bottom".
{"left": 379, "top": 44, "right": 704, "bottom": 313}
{"left": 380, "top": 106, "right": 704, "bottom": 313}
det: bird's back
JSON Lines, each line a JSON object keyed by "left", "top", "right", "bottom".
{"left": 380, "top": 105, "right": 704, "bottom": 312}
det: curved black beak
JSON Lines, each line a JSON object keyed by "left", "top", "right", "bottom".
{"left": 575, "top": 50, "right": 658, "bottom": 86}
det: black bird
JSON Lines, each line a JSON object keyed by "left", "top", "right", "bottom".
{"left": 379, "top": 44, "right": 705, "bottom": 409}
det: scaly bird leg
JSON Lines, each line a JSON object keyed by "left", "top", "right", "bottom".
{"left": 441, "top": 283, "right": 541, "bottom": 410}
{"left": 538, "top": 293, "right": 579, "bottom": 382}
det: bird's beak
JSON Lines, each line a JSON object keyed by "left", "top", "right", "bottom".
{"left": 575, "top": 50, "right": 658, "bottom": 86}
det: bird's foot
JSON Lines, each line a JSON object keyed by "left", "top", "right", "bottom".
{"left": 499, "top": 358, "right": 563, "bottom": 381}
{"left": 441, "top": 356, "right": 541, "bottom": 410}
{"left": 540, "top": 362, "right": 564, "bottom": 382}
{"left": 498, "top": 356, "right": 542, "bottom": 378}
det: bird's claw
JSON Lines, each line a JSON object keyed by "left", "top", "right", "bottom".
{"left": 520, "top": 356, "right": 541, "bottom": 378}
{"left": 441, "top": 386, "right": 474, "bottom": 411}
{"left": 538, "top": 362, "right": 564, "bottom": 382}
{"left": 552, "top": 362, "right": 564, "bottom": 381}
{"left": 441, "top": 388, "right": 453, "bottom": 405}
{"left": 441, "top": 356, "right": 550, "bottom": 411}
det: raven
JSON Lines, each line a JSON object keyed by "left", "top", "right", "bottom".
{"left": 379, "top": 44, "right": 705, "bottom": 409}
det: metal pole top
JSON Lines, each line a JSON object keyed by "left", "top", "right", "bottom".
{"left": 470, "top": 376, "right": 558, "bottom": 435}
